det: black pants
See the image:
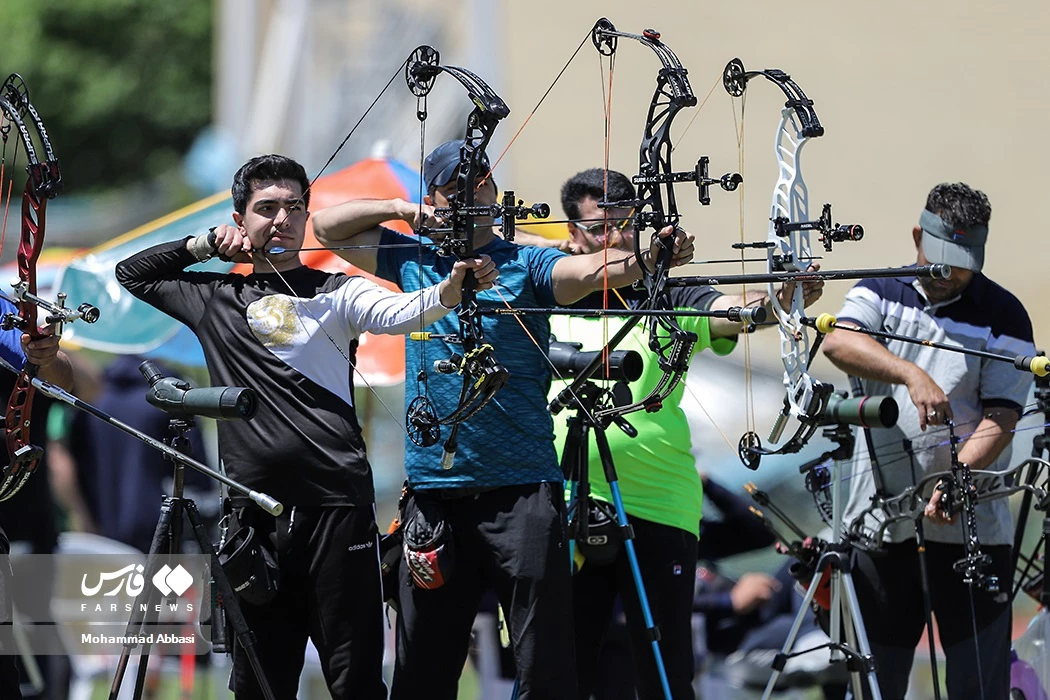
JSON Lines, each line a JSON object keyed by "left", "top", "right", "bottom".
{"left": 229, "top": 505, "right": 386, "bottom": 700}
{"left": 391, "top": 482, "right": 576, "bottom": 700}
{"left": 851, "top": 540, "right": 1013, "bottom": 700}
{"left": 573, "top": 514, "right": 698, "bottom": 700}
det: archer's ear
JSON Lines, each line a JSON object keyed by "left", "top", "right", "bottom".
{"left": 423, "top": 194, "right": 434, "bottom": 207}
{"left": 912, "top": 225, "right": 923, "bottom": 249}
{"left": 232, "top": 211, "right": 244, "bottom": 228}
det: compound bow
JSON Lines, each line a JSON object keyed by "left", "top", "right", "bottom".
{"left": 402, "top": 46, "right": 549, "bottom": 466}
{"left": 582, "top": 18, "right": 741, "bottom": 422}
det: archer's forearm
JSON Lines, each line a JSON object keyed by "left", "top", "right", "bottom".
{"left": 550, "top": 248, "right": 640, "bottom": 305}
{"left": 822, "top": 327, "right": 920, "bottom": 387}
{"left": 313, "top": 199, "right": 414, "bottom": 243}
{"left": 38, "top": 350, "right": 73, "bottom": 391}
{"left": 115, "top": 239, "right": 213, "bottom": 328}
{"left": 956, "top": 412, "right": 1018, "bottom": 470}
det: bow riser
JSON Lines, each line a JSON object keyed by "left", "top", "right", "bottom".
{"left": 767, "top": 108, "right": 822, "bottom": 430}
{"left": 580, "top": 19, "right": 739, "bottom": 421}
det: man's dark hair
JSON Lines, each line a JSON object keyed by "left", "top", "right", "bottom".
{"left": 232, "top": 154, "right": 310, "bottom": 215}
{"left": 925, "top": 182, "right": 991, "bottom": 228}
{"left": 560, "top": 169, "right": 635, "bottom": 220}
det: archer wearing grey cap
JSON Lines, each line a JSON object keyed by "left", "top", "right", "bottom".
{"left": 821, "top": 181, "right": 1037, "bottom": 700}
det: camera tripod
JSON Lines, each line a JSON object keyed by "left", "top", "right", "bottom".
{"left": 106, "top": 417, "right": 275, "bottom": 700}
{"left": 760, "top": 423, "right": 882, "bottom": 700}
{"left": 559, "top": 379, "right": 673, "bottom": 700}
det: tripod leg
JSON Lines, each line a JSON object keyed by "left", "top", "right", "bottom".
{"left": 592, "top": 426, "right": 672, "bottom": 700}
{"left": 183, "top": 501, "right": 277, "bottom": 700}
{"left": 108, "top": 499, "right": 178, "bottom": 700}
{"left": 760, "top": 564, "right": 824, "bottom": 700}
{"left": 840, "top": 572, "right": 882, "bottom": 700}
{"left": 129, "top": 497, "right": 187, "bottom": 700}
{"left": 837, "top": 585, "right": 866, "bottom": 700}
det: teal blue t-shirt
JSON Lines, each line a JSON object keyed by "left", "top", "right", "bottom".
{"left": 376, "top": 230, "right": 566, "bottom": 489}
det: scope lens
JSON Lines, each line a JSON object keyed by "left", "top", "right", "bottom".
{"left": 234, "top": 390, "right": 257, "bottom": 420}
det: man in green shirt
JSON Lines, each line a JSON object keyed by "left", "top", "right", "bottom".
{"left": 551, "top": 168, "right": 822, "bottom": 699}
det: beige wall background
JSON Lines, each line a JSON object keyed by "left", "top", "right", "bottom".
{"left": 494, "top": 1, "right": 1049, "bottom": 360}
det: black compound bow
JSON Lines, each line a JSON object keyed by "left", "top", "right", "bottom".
{"left": 402, "top": 46, "right": 550, "bottom": 466}
{"left": 577, "top": 18, "right": 741, "bottom": 422}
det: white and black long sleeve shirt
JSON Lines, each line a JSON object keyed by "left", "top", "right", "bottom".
{"left": 117, "top": 239, "right": 448, "bottom": 506}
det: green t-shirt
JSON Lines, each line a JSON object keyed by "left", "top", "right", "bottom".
{"left": 551, "top": 288, "right": 736, "bottom": 537}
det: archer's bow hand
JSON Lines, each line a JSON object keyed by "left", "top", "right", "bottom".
{"left": 439, "top": 255, "right": 498, "bottom": 308}
{"left": 21, "top": 324, "right": 61, "bottom": 369}
{"left": 21, "top": 324, "right": 72, "bottom": 389}
{"left": 924, "top": 479, "right": 958, "bottom": 525}
{"left": 774, "top": 263, "right": 825, "bottom": 310}
{"left": 646, "top": 225, "right": 695, "bottom": 269}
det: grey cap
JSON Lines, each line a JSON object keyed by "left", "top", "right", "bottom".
{"left": 422, "top": 139, "right": 491, "bottom": 191}
{"left": 918, "top": 209, "right": 988, "bottom": 272}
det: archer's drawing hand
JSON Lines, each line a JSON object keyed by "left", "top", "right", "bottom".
{"left": 401, "top": 200, "right": 444, "bottom": 234}
{"left": 210, "top": 223, "right": 254, "bottom": 263}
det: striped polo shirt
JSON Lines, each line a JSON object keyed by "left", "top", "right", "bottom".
{"left": 837, "top": 268, "right": 1035, "bottom": 546}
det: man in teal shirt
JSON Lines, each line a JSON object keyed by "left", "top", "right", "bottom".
{"left": 552, "top": 168, "right": 822, "bottom": 699}
{"left": 311, "top": 143, "right": 694, "bottom": 700}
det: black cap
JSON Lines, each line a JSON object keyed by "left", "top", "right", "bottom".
{"left": 422, "top": 139, "right": 491, "bottom": 190}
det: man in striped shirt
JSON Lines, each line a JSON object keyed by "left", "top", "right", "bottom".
{"left": 822, "top": 182, "right": 1036, "bottom": 699}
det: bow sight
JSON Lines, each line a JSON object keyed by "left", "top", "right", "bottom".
{"left": 2, "top": 282, "right": 100, "bottom": 334}
{"left": 423, "top": 192, "right": 550, "bottom": 252}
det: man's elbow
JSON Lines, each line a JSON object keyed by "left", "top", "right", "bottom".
{"left": 312, "top": 212, "right": 334, "bottom": 245}
{"left": 114, "top": 259, "right": 135, "bottom": 290}
{"left": 820, "top": 333, "right": 848, "bottom": 365}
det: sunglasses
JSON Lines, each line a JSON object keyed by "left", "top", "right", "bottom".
{"left": 574, "top": 216, "right": 635, "bottom": 235}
